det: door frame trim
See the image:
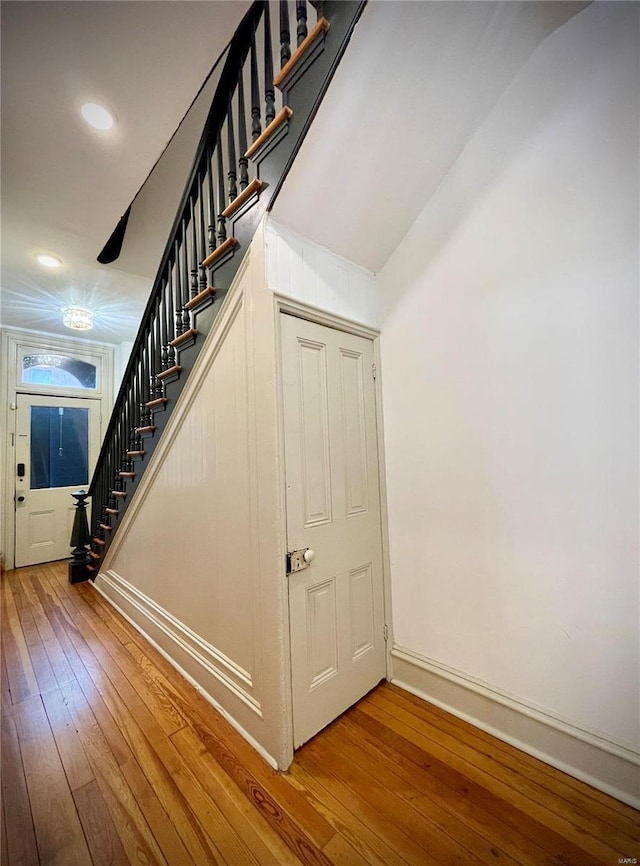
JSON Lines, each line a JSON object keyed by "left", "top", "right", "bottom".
{"left": 1, "top": 327, "right": 112, "bottom": 570}
{"left": 273, "top": 294, "right": 395, "bottom": 754}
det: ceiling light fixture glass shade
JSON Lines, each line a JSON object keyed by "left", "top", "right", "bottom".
{"left": 63, "top": 307, "right": 94, "bottom": 331}
{"left": 35, "top": 253, "right": 63, "bottom": 268}
{"left": 81, "top": 102, "right": 114, "bottom": 130}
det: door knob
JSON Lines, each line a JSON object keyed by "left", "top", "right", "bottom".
{"left": 16, "top": 495, "right": 25, "bottom": 503}
{"left": 287, "top": 547, "right": 315, "bottom": 574}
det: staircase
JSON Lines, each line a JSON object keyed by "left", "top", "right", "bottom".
{"left": 77, "top": 0, "right": 365, "bottom": 579}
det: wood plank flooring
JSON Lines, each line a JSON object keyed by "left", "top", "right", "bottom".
{"left": 1, "top": 562, "right": 638, "bottom": 865}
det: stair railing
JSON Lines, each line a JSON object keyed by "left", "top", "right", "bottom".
{"left": 82, "top": 0, "right": 364, "bottom": 577}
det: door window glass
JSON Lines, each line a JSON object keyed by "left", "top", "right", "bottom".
{"left": 22, "top": 354, "right": 97, "bottom": 390}
{"left": 30, "top": 406, "right": 89, "bottom": 489}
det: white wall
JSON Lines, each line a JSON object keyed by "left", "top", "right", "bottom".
{"left": 97, "top": 228, "right": 293, "bottom": 768}
{"left": 378, "top": 2, "right": 639, "bottom": 800}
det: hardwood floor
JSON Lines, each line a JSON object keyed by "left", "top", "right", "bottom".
{"left": 1, "top": 562, "right": 638, "bottom": 865}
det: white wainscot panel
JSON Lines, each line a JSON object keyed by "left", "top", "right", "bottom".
{"left": 266, "top": 218, "right": 378, "bottom": 327}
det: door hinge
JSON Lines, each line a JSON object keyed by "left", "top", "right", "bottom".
{"left": 383, "top": 624, "right": 389, "bottom": 642}
{"left": 372, "top": 363, "right": 377, "bottom": 380}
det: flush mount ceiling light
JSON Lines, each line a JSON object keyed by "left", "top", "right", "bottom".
{"left": 81, "top": 102, "right": 115, "bottom": 131}
{"left": 63, "top": 306, "right": 94, "bottom": 331}
{"left": 35, "top": 253, "right": 63, "bottom": 268}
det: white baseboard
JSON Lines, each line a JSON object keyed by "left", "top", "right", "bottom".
{"left": 92, "top": 571, "right": 278, "bottom": 770}
{"left": 390, "top": 644, "right": 640, "bottom": 810}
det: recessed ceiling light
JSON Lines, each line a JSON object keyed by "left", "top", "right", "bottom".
{"left": 81, "top": 102, "right": 114, "bottom": 131}
{"left": 35, "top": 253, "right": 63, "bottom": 268}
{"left": 63, "top": 306, "right": 94, "bottom": 331}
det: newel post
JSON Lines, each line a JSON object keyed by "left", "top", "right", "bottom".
{"left": 69, "top": 490, "right": 92, "bottom": 584}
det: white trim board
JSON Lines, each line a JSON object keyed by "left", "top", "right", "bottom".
{"left": 98, "top": 569, "right": 260, "bottom": 714}
{"left": 91, "top": 577, "right": 277, "bottom": 770}
{"left": 391, "top": 644, "right": 640, "bottom": 809}
{"left": 0, "top": 326, "right": 114, "bottom": 569}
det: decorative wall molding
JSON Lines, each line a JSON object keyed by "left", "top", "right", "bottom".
{"left": 391, "top": 644, "right": 640, "bottom": 809}
{"left": 92, "top": 576, "right": 276, "bottom": 769}
{"left": 98, "top": 569, "right": 262, "bottom": 717}
{"left": 275, "top": 295, "right": 379, "bottom": 341}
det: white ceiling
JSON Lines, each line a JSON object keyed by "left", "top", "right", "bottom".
{"left": 1, "top": 0, "right": 587, "bottom": 348}
{"left": 1, "top": 0, "right": 250, "bottom": 344}
{"left": 272, "top": 0, "right": 588, "bottom": 273}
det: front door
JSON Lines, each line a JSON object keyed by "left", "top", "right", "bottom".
{"left": 14, "top": 394, "right": 100, "bottom": 567}
{"left": 281, "top": 314, "right": 386, "bottom": 748}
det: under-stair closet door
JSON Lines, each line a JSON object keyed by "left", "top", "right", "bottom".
{"left": 281, "top": 313, "right": 386, "bottom": 748}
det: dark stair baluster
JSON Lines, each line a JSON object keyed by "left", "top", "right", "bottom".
{"left": 174, "top": 239, "right": 185, "bottom": 337}
{"left": 264, "top": 3, "right": 275, "bottom": 126}
{"left": 250, "top": 25, "right": 262, "bottom": 141}
{"left": 206, "top": 146, "right": 216, "bottom": 254}
{"left": 280, "top": 0, "right": 291, "bottom": 68}
{"left": 165, "top": 266, "right": 176, "bottom": 367}
{"left": 135, "top": 356, "right": 144, "bottom": 441}
{"left": 227, "top": 99, "right": 238, "bottom": 203}
{"left": 189, "top": 200, "right": 199, "bottom": 301}
{"left": 160, "top": 277, "right": 169, "bottom": 371}
{"left": 153, "top": 295, "right": 163, "bottom": 397}
{"left": 151, "top": 319, "right": 159, "bottom": 400}
{"left": 237, "top": 74, "right": 249, "bottom": 191}
{"left": 216, "top": 136, "right": 227, "bottom": 246}
{"left": 140, "top": 336, "right": 150, "bottom": 427}
{"left": 148, "top": 302, "right": 157, "bottom": 401}
{"left": 199, "top": 184, "right": 208, "bottom": 293}
{"left": 296, "top": 0, "right": 308, "bottom": 46}
{"left": 181, "top": 228, "right": 191, "bottom": 333}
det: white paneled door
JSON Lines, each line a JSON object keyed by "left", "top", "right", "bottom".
{"left": 281, "top": 314, "right": 386, "bottom": 748}
{"left": 15, "top": 394, "right": 100, "bottom": 567}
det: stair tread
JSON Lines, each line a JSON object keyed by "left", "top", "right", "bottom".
{"left": 185, "top": 287, "right": 217, "bottom": 311}
{"left": 245, "top": 107, "right": 293, "bottom": 160}
{"left": 169, "top": 329, "right": 198, "bottom": 349}
{"left": 157, "top": 365, "right": 182, "bottom": 382}
{"left": 222, "top": 179, "right": 264, "bottom": 220}
{"left": 274, "top": 18, "right": 330, "bottom": 89}
{"left": 201, "top": 239, "right": 238, "bottom": 270}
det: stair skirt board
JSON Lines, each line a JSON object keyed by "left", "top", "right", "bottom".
{"left": 391, "top": 645, "right": 640, "bottom": 810}
{"left": 93, "top": 569, "right": 276, "bottom": 770}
